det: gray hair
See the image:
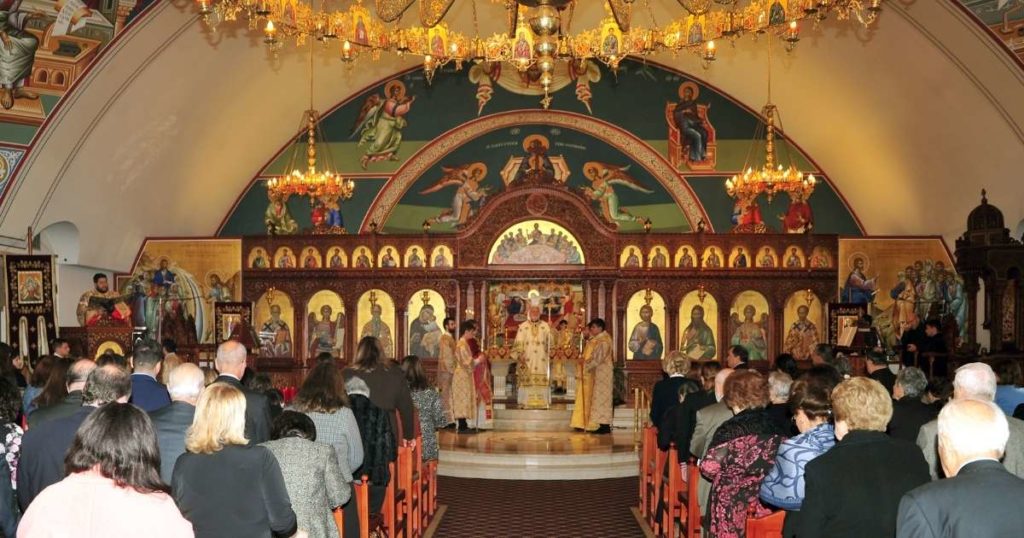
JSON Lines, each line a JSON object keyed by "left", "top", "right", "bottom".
{"left": 82, "top": 365, "right": 132, "bottom": 406}
{"left": 954, "top": 362, "right": 997, "bottom": 401}
{"left": 168, "top": 363, "right": 205, "bottom": 399}
{"left": 938, "top": 399, "right": 1008, "bottom": 459}
{"left": 768, "top": 371, "right": 793, "bottom": 403}
{"left": 896, "top": 367, "right": 928, "bottom": 399}
{"left": 215, "top": 340, "right": 247, "bottom": 367}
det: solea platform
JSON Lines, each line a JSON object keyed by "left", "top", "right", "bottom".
{"left": 437, "top": 405, "right": 639, "bottom": 480}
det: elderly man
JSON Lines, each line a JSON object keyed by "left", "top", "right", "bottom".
{"left": 917, "top": 362, "right": 1024, "bottom": 480}
{"left": 897, "top": 400, "right": 1024, "bottom": 537}
{"left": 765, "top": 371, "right": 794, "bottom": 433}
{"left": 150, "top": 363, "right": 205, "bottom": 482}
{"left": 17, "top": 365, "right": 132, "bottom": 510}
{"left": 888, "top": 367, "right": 938, "bottom": 443}
{"left": 690, "top": 367, "right": 735, "bottom": 520}
{"left": 215, "top": 339, "right": 272, "bottom": 444}
{"left": 27, "top": 359, "right": 95, "bottom": 428}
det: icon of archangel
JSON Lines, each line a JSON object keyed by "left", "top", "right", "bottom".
{"left": 580, "top": 161, "right": 654, "bottom": 226}
{"left": 420, "top": 162, "right": 491, "bottom": 228}
{"left": 350, "top": 80, "right": 415, "bottom": 169}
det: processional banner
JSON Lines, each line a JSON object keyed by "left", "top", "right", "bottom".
{"left": 3, "top": 255, "right": 58, "bottom": 360}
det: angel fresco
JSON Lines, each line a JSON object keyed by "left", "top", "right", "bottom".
{"left": 581, "top": 161, "right": 653, "bottom": 225}
{"left": 421, "top": 162, "right": 490, "bottom": 227}
{"left": 351, "top": 80, "right": 415, "bottom": 169}
{"left": 308, "top": 305, "right": 344, "bottom": 358}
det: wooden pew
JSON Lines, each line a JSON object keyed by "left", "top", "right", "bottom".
{"left": 640, "top": 426, "right": 659, "bottom": 523}
{"left": 745, "top": 508, "right": 784, "bottom": 538}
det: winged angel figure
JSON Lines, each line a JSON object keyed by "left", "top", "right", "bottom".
{"left": 350, "top": 80, "right": 415, "bottom": 169}
{"left": 580, "top": 161, "right": 653, "bottom": 225}
{"left": 420, "top": 162, "right": 491, "bottom": 228}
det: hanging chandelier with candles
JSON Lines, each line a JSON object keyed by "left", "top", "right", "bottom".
{"left": 725, "top": 33, "right": 816, "bottom": 204}
{"left": 266, "top": 34, "right": 355, "bottom": 213}
{"left": 196, "top": 0, "right": 885, "bottom": 104}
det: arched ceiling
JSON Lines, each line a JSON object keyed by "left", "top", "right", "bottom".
{"left": 0, "top": 0, "right": 1022, "bottom": 271}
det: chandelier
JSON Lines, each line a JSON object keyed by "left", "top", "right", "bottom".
{"left": 725, "top": 33, "right": 816, "bottom": 203}
{"left": 197, "top": 0, "right": 886, "bottom": 102}
{"left": 266, "top": 36, "right": 355, "bottom": 201}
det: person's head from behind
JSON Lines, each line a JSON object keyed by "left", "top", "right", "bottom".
{"left": 865, "top": 349, "right": 888, "bottom": 372}
{"left": 293, "top": 361, "right": 349, "bottom": 413}
{"left": 994, "top": 359, "right": 1023, "bottom": 388}
{"left": 953, "top": 362, "right": 997, "bottom": 401}
{"left": 29, "top": 355, "right": 55, "bottom": 389}
{"left": 831, "top": 377, "right": 892, "bottom": 440}
{"left": 676, "top": 379, "right": 700, "bottom": 404}
{"left": 725, "top": 345, "right": 749, "bottom": 368}
{"left": 937, "top": 399, "right": 1009, "bottom": 478}
{"left": 788, "top": 377, "right": 833, "bottom": 434}
{"left": 245, "top": 372, "right": 274, "bottom": 394}
{"left": 662, "top": 351, "right": 691, "bottom": 377}
{"left": 713, "top": 367, "right": 734, "bottom": 401}
{"left": 51, "top": 338, "right": 71, "bottom": 358}
{"left": 186, "top": 383, "right": 248, "bottom": 454}
{"left": 168, "top": 363, "right": 205, "bottom": 405}
{"left": 767, "top": 371, "right": 793, "bottom": 405}
{"left": 0, "top": 377, "right": 20, "bottom": 425}
{"left": 96, "top": 352, "right": 127, "bottom": 369}
{"left": 924, "top": 377, "right": 953, "bottom": 405}
{"left": 132, "top": 343, "right": 163, "bottom": 376}
{"left": 723, "top": 370, "right": 768, "bottom": 413}
{"left": 67, "top": 359, "right": 97, "bottom": 392}
{"left": 699, "top": 361, "right": 722, "bottom": 392}
{"left": 161, "top": 338, "right": 177, "bottom": 356}
{"left": 214, "top": 339, "right": 247, "bottom": 379}
{"left": 316, "top": 352, "right": 335, "bottom": 365}
{"left": 894, "top": 366, "right": 928, "bottom": 401}
{"left": 810, "top": 343, "right": 833, "bottom": 367}
{"left": 270, "top": 410, "right": 317, "bottom": 442}
{"left": 401, "top": 355, "right": 429, "bottom": 391}
{"left": 65, "top": 403, "right": 167, "bottom": 493}
{"left": 354, "top": 336, "right": 384, "bottom": 371}
{"left": 774, "top": 353, "right": 799, "bottom": 379}
{"left": 924, "top": 319, "right": 941, "bottom": 338}
{"left": 83, "top": 364, "right": 132, "bottom": 407}
{"left": 201, "top": 367, "right": 218, "bottom": 386}
{"left": 460, "top": 320, "right": 477, "bottom": 338}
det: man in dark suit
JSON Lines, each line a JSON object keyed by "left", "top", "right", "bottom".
{"left": 897, "top": 399, "right": 1024, "bottom": 537}
{"left": 889, "top": 367, "right": 938, "bottom": 443}
{"left": 17, "top": 365, "right": 131, "bottom": 510}
{"left": 26, "top": 358, "right": 94, "bottom": 428}
{"left": 725, "top": 345, "right": 749, "bottom": 369}
{"left": 129, "top": 340, "right": 171, "bottom": 412}
{"left": 800, "top": 377, "right": 930, "bottom": 538}
{"left": 865, "top": 350, "right": 897, "bottom": 395}
{"left": 150, "top": 362, "right": 204, "bottom": 482}
{"left": 214, "top": 339, "right": 271, "bottom": 444}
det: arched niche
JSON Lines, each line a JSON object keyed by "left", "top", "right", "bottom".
{"left": 782, "top": 245, "right": 806, "bottom": 269}
{"left": 728, "top": 245, "right": 751, "bottom": 269}
{"left": 729, "top": 290, "right": 770, "bottom": 362}
{"left": 782, "top": 290, "right": 823, "bottom": 361}
{"left": 621, "top": 245, "right": 643, "bottom": 268}
{"left": 679, "top": 290, "right": 718, "bottom": 360}
{"left": 357, "top": 289, "right": 396, "bottom": 358}
{"left": 625, "top": 290, "right": 666, "bottom": 361}
{"left": 325, "top": 246, "right": 348, "bottom": 268}
{"left": 430, "top": 245, "right": 453, "bottom": 268}
{"left": 406, "top": 289, "right": 447, "bottom": 359}
{"left": 273, "top": 246, "right": 296, "bottom": 269}
{"left": 674, "top": 245, "right": 697, "bottom": 268}
{"left": 647, "top": 245, "right": 670, "bottom": 269}
{"left": 756, "top": 246, "right": 778, "bottom": 268}
{"left": 306, "top": 290, "right": 346, "bottom": 359}
{"left": 702, "top": 246, "right": 724, "bottom": 268}
{"left": 254, "top": 289, "right": 295, "bottom": 358}
{"left": 352, "top": 246, "right": 374, "bottom": 268}
{"left": 488, "top": 219, "right": 585, "bottom": 265}
{"left": 300, "top": 246, "right": 322, "bottom": 269}
{"left": 404, "top": 245, "right": 427, "bottom": 268}
{"left": 378, "top": 245, "right": 401, "bottom": 268}
{"left": 248, "top": 246, "right": 271, "bottom": 269}
{"left": 809, "top": 246, "right": 833, "bottom": 269}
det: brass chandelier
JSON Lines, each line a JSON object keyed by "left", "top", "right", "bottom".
{"left": 197, "top": 0, "right": 885, "bottom": 100}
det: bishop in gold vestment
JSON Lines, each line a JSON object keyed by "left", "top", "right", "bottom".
{"left": 571, "top": 323, "right": 614, "bottom": 432}
{"left": 512, "top": 306, "right": 553, "bottom": 383}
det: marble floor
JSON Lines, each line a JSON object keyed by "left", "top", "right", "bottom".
{"left": 438, "top": 429, "right": 637, "bottom": 455}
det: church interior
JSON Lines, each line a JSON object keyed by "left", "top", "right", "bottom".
{"left": 1, "top": 0, "right": 1024, "bottom": 537}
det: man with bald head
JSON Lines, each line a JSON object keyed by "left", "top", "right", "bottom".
{"left": 897, "top": 399, "right": 1024, "bottom": 537}
{"left": 150, "top": 362, "right": 205, "bottom": 482}
{"left": 214, "top": 339, "right": 271, "bottom": 444}
{"left": 18, "top": 365, "right": 132, "bottom": 509}
{"left": 27, "top": 358, "right": 96, "bottom": 427}
{"left": 917, "top": 362, "right": 1024, "bottom": 479}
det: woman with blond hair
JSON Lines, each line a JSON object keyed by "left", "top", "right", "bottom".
{"left": 171, "top": 383, "right": 297, "bottom": 538}
{"left": 650, "top": 350, "right": 701, "bottom": 427}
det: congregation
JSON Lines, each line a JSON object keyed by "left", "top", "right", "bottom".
{"left": 644, "top": 343, "right": 1024, "bottom": 537}
{"left": 0, "top": 334, "right": 446, "bottom": 538}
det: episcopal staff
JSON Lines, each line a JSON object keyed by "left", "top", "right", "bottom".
{"left": 570, "top": 318, "right": 614, "bottom": 434}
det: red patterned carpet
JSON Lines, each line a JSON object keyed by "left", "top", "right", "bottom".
{"left": 434, "top": 476, "right": 645, "bottom": 537}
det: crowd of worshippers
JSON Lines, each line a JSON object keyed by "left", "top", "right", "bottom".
{"left": 0, "top": 335, "right": 448, "bottom": 538}
{"left": 650, "top": 344, "right": 1024, "bottom": 537}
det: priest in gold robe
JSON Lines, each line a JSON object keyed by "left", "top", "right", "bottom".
{"left": 512, "top": 302, "right": 554, "bottom": 385}
{"left": 451, "top": 320, "right": 482, "bottom": 431}
{"left": 571, "top": 318, "right": 614, "bottom": 434}
{"left": 76, "top": 273, "right": 131, "bottom": 327}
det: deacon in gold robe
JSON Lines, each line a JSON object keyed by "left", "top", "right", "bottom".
{"left": 451, "top": 320, "right": 481, "bottom": 431}
{"left": 76, "top": 273, "right": 131, "bottom": 327}
{"left": 571, "top": 318, "right": 614, "bottom": 434}
{"left": 436, "top": 317, "right": 457, "bottom": 425}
